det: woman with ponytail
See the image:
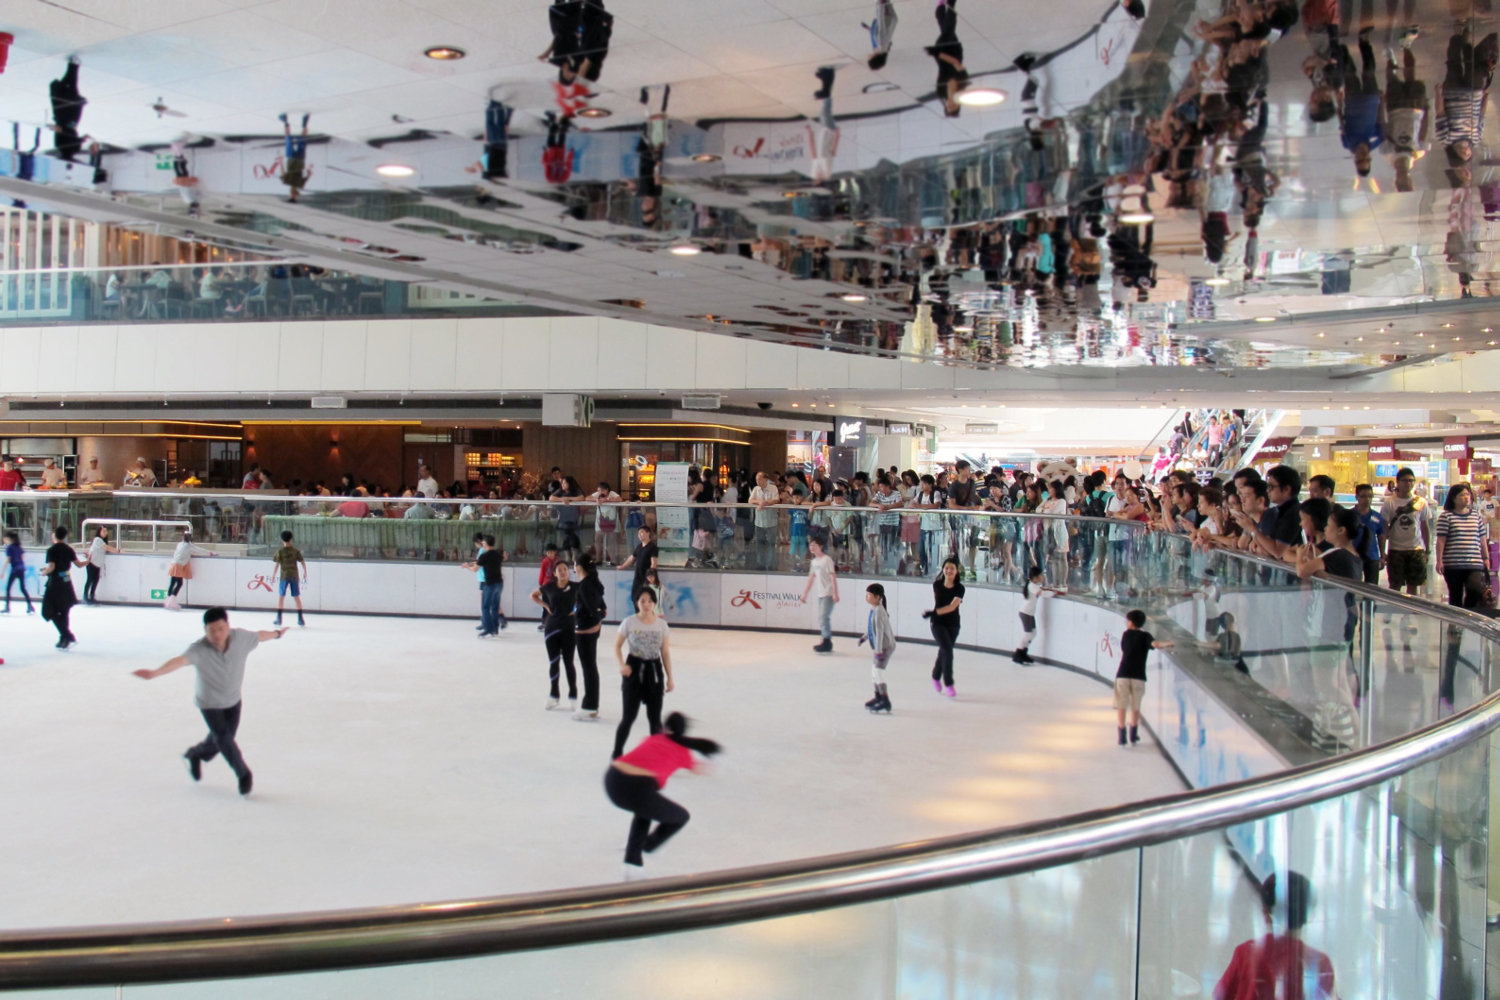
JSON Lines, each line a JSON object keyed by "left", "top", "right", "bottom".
{"left": 605, "top": 711, "right": 721, "bottom": 878}
{"left": 858, "top": 583, "right": 895, "bottom": 712}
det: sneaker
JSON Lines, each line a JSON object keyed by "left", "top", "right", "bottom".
{"left": 546, "top": 696, "right": 559, "bottom": 710}
{"left": 943, "top": 685, "right": 956, "bottom": 698}
{"left": 184, "top": 752, "right": 201, "bottom": 782}
{"left": 238, "top": 771, "right": 253, "bottom": 797}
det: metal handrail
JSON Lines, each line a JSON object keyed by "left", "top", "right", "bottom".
{"left": 0, "top": 533, "right": 1492, "bottom": 988}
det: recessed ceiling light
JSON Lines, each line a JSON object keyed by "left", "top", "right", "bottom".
{"left": 1417, "top": 332, "right": 1425, "bottom": 337}
{"left": 1357, "top": 336, "right": 1364, "bottom": 341}
{"left": 424, "top": 46, "right": 465, "bottom": 60}
{"left": 577, "top": 106, "right": 611, "bottom": 118}
{"left": 1394, "top": 341, "right": 1401, "bottom": 345}
{"left": 1119, "top": 212, "right": 1155, "bottom": 225}
{"left": 1454, "top": 336, "right": 1462, "bottom": 341}
{"left": 1489, "top": 341, "right": 1497, "bottom": 346}
{"left": 1254, "top": 316, "right": 1275, "bottom": 323}
{"left": 809, "top": 403, "right": 818, "bottom": 408}
{"left": 376, "top": 164, "right": 416, "bottom": 177}
{"left": 669, "top": 244, "right": 701, "bottom": 256}
{"left": 1485, "top": 328, "right": 1492, "bottom": 334}
{"left": 1316, "top": 332, "right": 1325, "bottom": 338}
{"left": 1443, "top": 323, "right": 1453, "bottom": 328}
{"left": 691, "top": 153, "right": 721, "bottom": 163}
{"left": 1204, "top": 277, "right": 1230, "bottom": 286}
{"left": 956, "top": 87, "right": 1007, "bottom": 107}
{"left": 840, "top": 293, "right": 867, "bottom": 302}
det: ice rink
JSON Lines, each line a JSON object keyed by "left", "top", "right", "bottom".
{"left": 0, "top": 603, "right": 1185, "bottom": 930}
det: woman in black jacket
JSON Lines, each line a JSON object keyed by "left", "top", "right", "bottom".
{"left": 573, "top": 553, "right": 607, "bottom": 720}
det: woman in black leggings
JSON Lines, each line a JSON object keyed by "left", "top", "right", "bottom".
{"left": 573, "top": 553, "right": 607, "bottom": 721}
{"left": 605, "top": 711, "right": 720, "bottom": 877}
{"left": 530, "top": 560, "right": 578, "bottom": 711}
{"left": 925, "top": 556, "right": 965, "bottom": 697}
{"left": 612, "top": 589, "right": 673, "bottom": 758}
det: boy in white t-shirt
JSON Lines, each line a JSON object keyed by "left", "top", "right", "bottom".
{"left": 802, "top": 537, "right": 839, "bottom": 654}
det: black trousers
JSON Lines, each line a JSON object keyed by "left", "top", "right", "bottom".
{"left": 1444, "top": 567, "right": 1488, "bottom": 609}
{"left": 545, "top": 628, "right": 578, "bottom": 699}
{"left": 5, "top": 566, "right": 31, "bottom": 610}
{"left": 576, "top": 630, "right": 602, "bottom": 711}
{"left": 604, "top": 767, "right": 688, "bottom": 866}
{"left": 49, "top": 603, "right": 71, "bottom": 642}
{"left": 189, "top": 702, "right": 249, "bottom": 780}
{"left": 84, "top": 564, "right": 101, "bottom": 602}
{"left": 167, "top": 576, "right": 184, "bottom": 597}
{"left": 613, "top": 656, "right": 664, "bottom": 758}
{"left": 930, "top": 617, "right": 960, "bottom": 686}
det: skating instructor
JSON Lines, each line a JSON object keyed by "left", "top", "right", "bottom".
{"left": 133, "top": 607, "right": 289, "bottom": 797}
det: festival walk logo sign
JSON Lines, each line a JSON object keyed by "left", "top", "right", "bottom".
{"left": 731, "top": 587, "right": 805, "bottom": 611}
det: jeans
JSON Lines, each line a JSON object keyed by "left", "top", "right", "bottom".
{"left": 480, "top": 581, "right": 504, "bottom": 634}
{"left": 613, "top": 656, "right": 665, "bottom": 758}
{"left": 818, "top": 596, "right": 834, "bottom": 641}
{"left": 576, "top": 630, "right": 601, "bottom": 711}
{"left": 931, "top": 617, "right": 960, "bottom": 686}
{"left": 6, "top": 566, "right": 31, "bottom": 611}
{"left": 84, "top": 564, "right": 101, "bottom": 602}
{"left": 545, "top": 628, "right": 578, "bottom": 699}
{"left": 604, "top": 767, "right": 688, "bottom": 866}
{"left": 920, "top": 528, "right": 941, "bottom": 575}
{"left": 189, "top": 702, "right": 250, "bottom": 780}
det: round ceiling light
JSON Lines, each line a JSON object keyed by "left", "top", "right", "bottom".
{"left": 1119, "top": 212, "right": 1155, "bottom": 225}
{"left": 577, "top": 106, "right": 611, "bottom": 118}
{"left": 376, "top": 164, "right": 416, "bottom": 177}
{"left": 691, "top": 153, "right": 721, "bottom": 163}
{"left": 956, "top": 87, "right": 1006, "bottom": 107}
{"left": 424, "top": 46, "right": 466, "bottom": 60}
{"left": 669, "top": 244, "right": 701, "bottom": 256}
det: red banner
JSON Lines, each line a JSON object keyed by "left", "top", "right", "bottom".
{"left": 1251, "top": 436, "right": 1295, "bottom": 463}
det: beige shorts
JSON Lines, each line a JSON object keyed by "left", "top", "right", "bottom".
{"left": 1113, "top": 678, "right": 1146, "bottom": 712}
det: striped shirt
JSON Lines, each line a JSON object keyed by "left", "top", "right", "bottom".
{"left": 1436, "top": 509, "right": 1490, "bottom": 569}
{"left": 1437, "top": 87, "right": 1485, "bottom": 146}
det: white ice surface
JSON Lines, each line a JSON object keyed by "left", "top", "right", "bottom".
{"left": 0, "top": 604, "right": 1184, "bottom": 930}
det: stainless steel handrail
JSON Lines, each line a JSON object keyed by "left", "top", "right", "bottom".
{"left": 0, "top": 538, "right": 1494, "bottom": 988}
{"left": 3, "top": 643, "right": 1496, "bottom": 987}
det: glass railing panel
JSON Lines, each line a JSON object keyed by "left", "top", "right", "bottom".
{"left": 894, "top": 849, "right": 1141, "bottom": 998}
{"left": 1142, "top": 735, "right": 1490, "bottom": 1000}
{"left": 121, "top": 897, "right": 904, "bottom": 1000}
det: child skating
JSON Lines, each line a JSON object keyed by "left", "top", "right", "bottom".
{"left": 802, "top": 537, "right": 838, "bottom": 654}
{"left": 1013, "top": 566, "right": 1061, "bottom": 664}
{"left": 857, "top": 583, "right": 895, "bottom": 712}
{"left": 1115, "top": 609, "right": 1174, "bottom": 747}
{"left": 270, "top": 530, "right": 307, "bottom": 627}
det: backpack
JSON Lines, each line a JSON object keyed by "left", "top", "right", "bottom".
{"left": 1084, "top": 490, "right": 1108, "bottom": 519}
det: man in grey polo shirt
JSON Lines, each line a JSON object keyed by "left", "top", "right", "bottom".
{"left": 133, "top": 606, "right": 288, "bottom": 797}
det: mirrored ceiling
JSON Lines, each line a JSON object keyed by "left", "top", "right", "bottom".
{"left": 0, "top": 0, "right": 1494, "bottom": 371}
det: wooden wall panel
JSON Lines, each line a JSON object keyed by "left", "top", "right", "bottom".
{"left": 243, "top": 425, "right": 404, "bottom": 492}
{"left": 750, "top": 429, "right": 787, "bottom": 478}
{"left": 522, "top": 424, "right": 621, "bottom": 492}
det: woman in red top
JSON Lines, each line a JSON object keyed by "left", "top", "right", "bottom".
{"left": 1214, "top": 871, "right": 1336, "bottom": 1000}
{"left": 605, "top": 712, "right": 721, "bottom": 877}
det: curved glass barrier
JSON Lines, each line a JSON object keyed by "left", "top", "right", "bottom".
{"left": 0, "top": 493, "right": 1495, "bottom": 998}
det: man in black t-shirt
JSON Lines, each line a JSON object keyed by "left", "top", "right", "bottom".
{"left": 1114, "top": 609, "right": 1174, "bottom": 747}
{"left": 616, "top": 526, "right": 659, "bottom": 603}
{"left": 463, "top": 535, "right": 507, "bottom": 637}
{"left": 945, "top": 460, "right": 982, "bottom": 575}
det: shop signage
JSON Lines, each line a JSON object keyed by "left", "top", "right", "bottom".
{"left": 1444, "top": 436, "right": 1470, "bottom": 459}
{"left": 964, "top": 423, "right": 999, "bottom": 435}
{"left": 835, "top": 417, "right": 868, "bottom": 448}
{"left": 1251, "top": 436, "right": 1294, "bottom": 462}
{"left": 1368, "top": 440, "right": 1396, "bottom": 460}
{"left": 886, "top": 423, "right": 914, "bottom": 436}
